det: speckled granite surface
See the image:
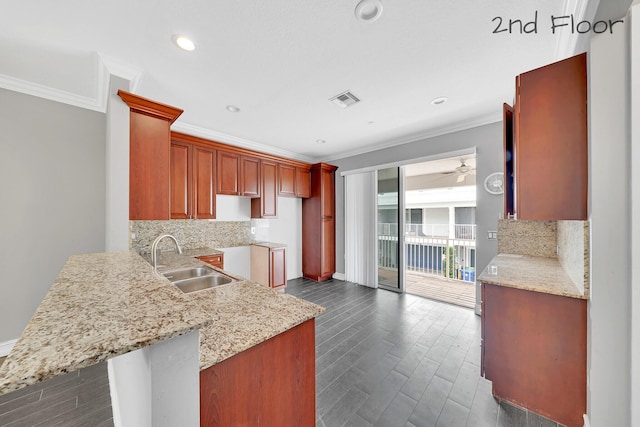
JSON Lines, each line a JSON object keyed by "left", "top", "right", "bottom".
{"left": 497, "top": 219, "right": 557, "bottom": 257}
{"left": 130, "top": 220, "right": 254, "bottom": 254}
{"left": 558, "top": 220, "right": 590, "bottom": 296}
{"left": 478, "top": 254, "right": 586, "bottom": 299}
{"left": 0, "top": 251, "right": 324, "bottom": 395}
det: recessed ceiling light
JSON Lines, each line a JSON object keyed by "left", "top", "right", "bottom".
{"left": 355, "top": 0, "right": 383, "bottom": 22}
{"left": 316, "top": 139, "right": 326, "bottom": 144}
{"left": 431, "top": 96, "right": 448, "bottom": 105}
{"left": 226, "top": 105, "right": 240, "bottom": 113}
{"left": 172, "top": 35, "right": 196, "bottom": 51}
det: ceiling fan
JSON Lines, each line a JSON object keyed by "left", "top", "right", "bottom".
{"left": 440, "top": 158, "right": 476, "bottom": 183}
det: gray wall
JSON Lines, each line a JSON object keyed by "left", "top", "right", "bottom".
{"left": 331, "top": 122, "right": 503, "bottom": 309}
{"left": 0, "top": 88, "right": 106, "bottom": 342}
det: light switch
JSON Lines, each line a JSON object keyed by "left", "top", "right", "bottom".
{"left": 251, "top": 227, "right": 256, "bottom": 235}
{"left": 487, "top": 231, "right": 497, "bottom": 240}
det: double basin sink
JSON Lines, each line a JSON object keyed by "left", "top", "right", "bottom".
{"left": 161, "top": 266, "right": 236, "bottom": 293}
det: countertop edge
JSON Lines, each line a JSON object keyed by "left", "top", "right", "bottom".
{"left": 478, "top": 254, "right": 587, "bottom": 300}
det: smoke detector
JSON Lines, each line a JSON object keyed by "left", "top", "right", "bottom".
{"left": 329, "top": 91, "right": 361, "bottom": 108}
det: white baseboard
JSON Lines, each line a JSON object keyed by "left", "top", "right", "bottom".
{"left": 332, "top": 272, "right": 346, "bottom": 281}
{"left": 0, "top": 339, "right": 17, "bottom": 357}
{"left": 583, "top": 414, "right": 590, "bottom": 427}
{"left": 474, "top": 303, "right": 482, "bottom": 316}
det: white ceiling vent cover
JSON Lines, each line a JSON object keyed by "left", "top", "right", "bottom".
{"left": 330, "top": 91, "right": 361, "bottom": 108}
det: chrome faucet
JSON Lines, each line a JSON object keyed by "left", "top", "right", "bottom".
{"left": 151, "top": 234, "right": 182, "bottom": 269}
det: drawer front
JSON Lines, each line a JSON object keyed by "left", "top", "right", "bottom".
{"left": 197, "top": 255, "right": 224, "bottom": 269}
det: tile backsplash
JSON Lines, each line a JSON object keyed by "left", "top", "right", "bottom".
{"left": 130, "top": 220, "right": 255, "bottom": 254}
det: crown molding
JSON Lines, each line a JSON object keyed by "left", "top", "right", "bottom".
{"left": 554, "top": 0, "right": 600, "bottom": 60}
{"left": 171, "top": 121, "right": 316, "bottom": 163}
{"left": 320, "top": 112, "right": 501, "bottom": 163}
{"left": 0, "top": 73, "right": 104, "bottom": 112}
{"left": 0, "top": 53, "right": 143, "bottom": 114}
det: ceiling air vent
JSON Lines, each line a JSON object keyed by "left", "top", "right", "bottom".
{"left": 329, "top": 91, "right": 361, "bottom": 108}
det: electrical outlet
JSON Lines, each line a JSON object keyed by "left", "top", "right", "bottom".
{"left": 251, "top": 227, "right": 256, "bottom": 235}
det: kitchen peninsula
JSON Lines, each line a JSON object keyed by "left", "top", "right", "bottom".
{"left": 0, "top": 251, "right": 324, "bottom": 426}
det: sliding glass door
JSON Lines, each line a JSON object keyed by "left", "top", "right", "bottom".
{"left": 377, "top": 167, "right": 404, "bottom": 292}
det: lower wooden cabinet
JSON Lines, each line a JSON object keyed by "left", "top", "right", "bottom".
{"left": 196, "top": 254, "right": 224, "bottom": 270}
{"left": 250, "top": 244, "right": 286, "bottom": 289}
{"left": 481, "top": 283, "right": 586, "bottom": 427}
{"left": 200, "top": 319, "right": 316, "bottom": 426}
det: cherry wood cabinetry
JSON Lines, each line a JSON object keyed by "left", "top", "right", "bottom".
{"left": 302, "top": 163, "right": 337, "bottom": 281}
{"left": 278, "top": 163, "right": 296, "bottom": 197}
{"left": 505, "top": 53, "right": 588, "bottom": 220}
{"left": 197, "top": 254, "right": 224, "bottom": 269}
{"left": 251, "top": 160, "right": 277, "bottom": 218}
{"left": 250, "top": 245, "right": 286, "bottom": 289}
{"left": 216, "top": 151, "right": 241, "bottom": 195}
{"left": 200, "top": 319, "right": 316, "bottom": 426}
{"left": 278, "top": 163, "right": 311, "bottom": 198}
{"left": 170, "top": 141, "right": 191, "bottom": 219}
{"left": 216, "top": 151, "right": 261, "bottom": 197}
{"left": 481, "top": 283, "right": 587, "bottom": 427}
{"left": 296, "top": 167, "right": 311, "bottom": 198}
{"left": 118, "top": 90, "right": 183, "bottom": 220}
{"left": 170, "top": 141, "right": 216, "bottom": 219}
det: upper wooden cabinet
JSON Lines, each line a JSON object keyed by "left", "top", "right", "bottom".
{"left": 506, "top": 53, "right": 588, "bottom": 220}
{"left": 241, "top": 155, "right": 261, "bottom": 197}
{"left": 217, "top": 151, "right": 241, "bottom": 195}
{"left": 296, "top": 167, "right": 311, "bottom": 198}
{"left": 278, "top": 164, "right": 296, "bottom": 197}
{"left": 251, "top": 160, "right": 277, "bottom": 218}
{"left": 217, "top": 151, "right": 260, "bottom": 197}
{"left": 170, "top": 141, "right": 216, "bottom": 219}
{"left": 278, "top": 163, "right": 311, "bottom": 198}
{"left": 170, "top": 141, "right": 191, "bottom": 219}
{"left": 118, "top": 90, "right": 183, "bottom": 220}
{"left": 302, "top": 163, "right": 338, "bottom": 281}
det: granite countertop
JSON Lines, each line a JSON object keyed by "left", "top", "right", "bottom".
{"left": 180, "top": 247, "right": 224, "bottom": 257}
{"left": 0, "top": 251, "right": 324, "bottom": 395}
{"left": 251, "top": 242, "right": 287, "bottom": 249}
{"left": 478, "top": 254, "right": 586, "bottom": 299}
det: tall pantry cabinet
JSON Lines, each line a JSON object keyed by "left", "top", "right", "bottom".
{"left": 302, "top": 163, "right": 338, "bottom": 281}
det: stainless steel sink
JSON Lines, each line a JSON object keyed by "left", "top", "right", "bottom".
{"left": 160, "top": 266, "right": 236, "bottom": 293}
{"left": 172, "top": 274, "right": 235, "bottom": 293}
{"left": 161, "top": 267, "right": 215, "bottom": 281}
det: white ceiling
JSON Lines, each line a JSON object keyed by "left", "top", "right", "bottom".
{"left": 0, "top": 0, "right": 623, "bottom": 163}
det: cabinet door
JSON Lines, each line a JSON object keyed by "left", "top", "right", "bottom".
{"left": 503, "top": 103, "right": 515, "bottom": 219}
{"left": 320, "top": 219, "right": 335, "bottom": 278}
{"left": 241, "top": 156, "right": 261, "bottom": 197}
{"left": 217, "top": 151, "right": 240, "bottom": 195}
{"left": 321, "top": 166, "right": 334, "bottom": 219}
{"left": 516, "top": 53, "right": 587, "bottom": 220}
{"left": 278, "top": 164, "right": 297, "bottom": 197}
{"left": 252, "top": 160, "right": 277, "bottom": 218}
{"left": 295, "top": 167, "right": 311, "bottom": 198}
{"left": 193, "top": 146, "right": 216, "bottom": 219}
{"left": 129, "top": 112, "right": 171, "bottom": 220}
{"left": 270, "top": 248, "right": 286, "bottom": 289}
{"left": 170, "top": 141, "right": 191, "bottom": 219}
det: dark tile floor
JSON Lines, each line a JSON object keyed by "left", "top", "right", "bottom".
{"left": 0, "top": 277, "right": 563, "bottom": 426}
{"left": 286, "top": 277, "right": 564, "bottom": 427}
{"left": 0, "top": 361, "right": 113, "bottom": 426}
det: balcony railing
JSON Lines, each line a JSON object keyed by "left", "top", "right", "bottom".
{"left": 378, "top": 223, "right": 477, "bottom": 283}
